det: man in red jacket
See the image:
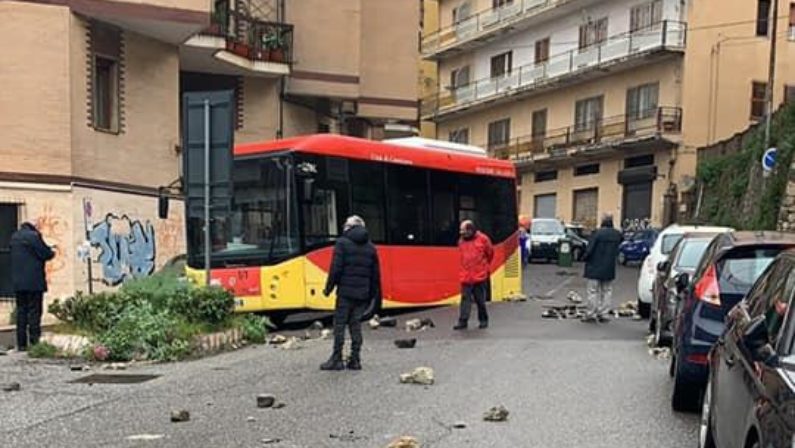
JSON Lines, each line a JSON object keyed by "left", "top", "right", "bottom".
{"left": 454, "top": 220, "right": 494, "bottom": 330}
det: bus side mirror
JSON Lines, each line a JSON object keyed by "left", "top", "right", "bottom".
{"left": 158, "top": 190, "right": 169, "bottom": 219}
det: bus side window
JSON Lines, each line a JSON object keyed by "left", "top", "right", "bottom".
{"left": 386, "top": 165, "right": 431, "bottom": 245}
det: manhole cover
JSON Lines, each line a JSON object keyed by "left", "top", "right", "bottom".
{"left": 69, "top": 374, "right": 160, "bottom": 384}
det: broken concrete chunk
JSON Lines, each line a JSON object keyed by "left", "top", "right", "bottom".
{"left": 566, "top": 291, "right": 584, "bottom": 303}
{"left": 649, "top": 347, "right": 671, "bottom": 360}
{"left": 394, "top": 338, "right": 417, "bottom": 349}
{"left": 2, "top": 382, "right": 21, "bottom": 392}
{"left": 280, "top": 337, "right": 302, "bottom": 350}
{"left": 170, "top": 409, "right": 190, "bottom": 423}
{"left": 70, "top": 365, "right": 90, "bottom": 372}
{"left": 257, "top": 394, "right": 276, "bottom": 408}
{"left": 399, "top": 367, "right": 434, "bottom": 385}
{"left": 261, "top": 438, "right": 282, "bottom": 445}
{"left": 483, "top": 405, "right": 509, "bottom": 422}
{"left": 452, "top": 421, "right": 467, "bottom": 429}
{"left": 386, "top": 436, "right": 421, "bottom": 448}
{"left": 320, "top": 329, "right": 332, "bottom": 340}
{"left": 269, "top": 334, "right": 288, "bottom": 345}
{"left": 272, "top": 402, "right": 286, "bottom": 409}
{"left": 247, "top": 416, "right": 257, "bottom": 423}
{"left": 379, "top": 316, "right": 398, "bottom": 327}
{"left": 405, "top": 318, "right": 435, "bottom": 332}
{"left": 504, "top": 294, "right": 528, "bottom": 302}
{"left": 368, "top": 315, "right": 381, "bottom": 329}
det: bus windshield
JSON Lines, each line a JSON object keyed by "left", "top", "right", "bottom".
{"left": 188, "top": 154, "right": 299, "bottom": 266}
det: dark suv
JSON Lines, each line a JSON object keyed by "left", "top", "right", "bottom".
{"left": 670, "top": 231, "right": 795, "bottom": 412}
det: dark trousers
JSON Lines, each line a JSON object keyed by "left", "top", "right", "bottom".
{"left": 458, "top": 281, "right": 489, "bottom": 325}
{"left": 16, "top": 291, "right": 44, "bottom": 350}
{"left": 332, "top": 297, "right": 368, "bottom": 360}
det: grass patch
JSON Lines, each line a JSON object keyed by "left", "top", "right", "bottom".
{"left": 27, "top": 342, "right": 59, "bottom": 359}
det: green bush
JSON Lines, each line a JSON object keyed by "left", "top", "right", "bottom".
{"left": 28, "top": 342, "right": 59, "bottom": 359}
{"left": 239, "top": 314, "right": 269, "bottom": 344}
{"left": 49, "top": 291, "right": 138, "bottom": 334}
{"left": 98, "top": 302, "right": 192, "bottom": 362}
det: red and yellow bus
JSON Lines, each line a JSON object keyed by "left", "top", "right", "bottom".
{"left": 186, "top": 134, "right": 520, "bottom": 321}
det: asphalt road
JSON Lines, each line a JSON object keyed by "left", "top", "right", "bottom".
{"left": 0, "top": 262, "right": 698, "bottom": 447}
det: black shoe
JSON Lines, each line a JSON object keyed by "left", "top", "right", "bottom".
{"left": 453, "top": 323, "right": 467, "bottom": 331}
{"left": 320, "top": 357, "right": 345, "bottom": 371}
{"left": 478, "top": 322, "right": 488, "bottom": 329}
{"left": 346, "top": 358, "right": 362, "bottom": 370}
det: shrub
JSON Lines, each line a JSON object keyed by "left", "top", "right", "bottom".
{"left": 98, "top": 302, "right": 191, "bottom": 362}
{"left": 28, "top": 342, "right": 59, "bottom": 359}
{"left": 121, "top": 272, "right": 190, "bottom": 312}
{"left": 49, "top": 291, "right": 139, "bottom": 334}
{"left": 239, "top": 314, "right": 269, "bottom": 344}
{"left": 169, "top": 286, "right": 235, "bottom": 327}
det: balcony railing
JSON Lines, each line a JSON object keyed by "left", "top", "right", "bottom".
{"left": 204, "top": 8, "right": 293, "bottom": 64}
{"left": 422, "top": 0, "right": 582, "bottom": 57}
{"left": 484, "top": 107, "right": 682, "bottom": 161}
{"left": 422, "top": 21, "right": 686, "bottom": 118}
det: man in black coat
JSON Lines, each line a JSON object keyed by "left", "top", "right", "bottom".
{"left": 321, "top": 215, "right": 381, "bottom": 371}
{"left": 10, "top": 222, "right": 55, "bottom": 351}
{"left": 582, "top": 215, "right": 622, "bottom": 323}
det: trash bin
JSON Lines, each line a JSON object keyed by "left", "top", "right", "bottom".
{"left": 558, "top": 237, "right": 573, "bottom": 267}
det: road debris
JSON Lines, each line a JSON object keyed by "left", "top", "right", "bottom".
{"left": 379, "top": 316, "right": 398, "bottom": 327}
{"left": 280, "top": 337, "right": 302, "bottom": 350}
{"left": 369, "top": 315, "right": 381, "bottom": 329}
{"left": 504, "top": 294, "right": 528, "bottom": 302}
{"left": 257, "top": 394, "right": 276, "bottom": 408}
{"left": 126, "top": 434, "right": 165, "bottom": 441}
{"left": 406, "top": 318, "right": 435, "bottom": 332}
{"left": 320, "top": 329, "right": 332, "bottom": 340}
{"left": 170, "top": 409, "right": 190, "bottom": 423}
{"left": 70, "top": 365, "right": 90, "bottom": 372}
{"left": 649, "top": 347, "right": 671, "bottom": 360}
{"left": 386, "top": 436, "right": 420, "bottom": 448}
{"left": 269, "top": 334, "right": 288, "bottom": 345}
{"left": 566, "top": 291, "right": 584, "bottom": 304}
{"left": 541, "top": 304, "right": 586, "bottom": 320}
{"left": 646, "top": 334, "right": 655, "bottom": 348}
{"left": 615, "top": 301, "right": 638, "bottom": 318}
{"left": 329, "top": 430, "right": 365, "bottom": 442}
{"left": 103, "top": 362, "right": 128, "bottom": 371}
{"left": 394, "top": 338, "right": 417, "bottom": 349}
{"left": 483, "top": 405, "right": 509, "bottom": 422}
{"left": 556, "top": 270, "right": 577, "bottom": 276}
{"left": 261, "top": 438, "right": 282, "bottom": 444}
{"left": 273, "top": 402, "right": 286, "bottom": 409}
{"left": 310, "top": 320, "right": 324, "bottom": 330}
{"left": 399, "top": 367, "right": 434, "bottom": 385}
{"left": 452, "top": 421, "right": 467, "bottom": 429}
{"left": 2, "top": 382, "right": 21, "bottom": 392}
{"left": 247, "top": 416, "right": 257, "bottom": 423}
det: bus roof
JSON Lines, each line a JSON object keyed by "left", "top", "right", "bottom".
{"left": 234, "top": 134, "right": 516, "bottom": 179}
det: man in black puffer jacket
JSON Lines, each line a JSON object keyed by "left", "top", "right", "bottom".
{"left": 321, "top": 215, "right": 381, "bottom": 371}
{"left": 10, "top": 222, "right": 55, "bottom": 351}
{"left": 582, "top": 214, "right": 622, "bottom": 323}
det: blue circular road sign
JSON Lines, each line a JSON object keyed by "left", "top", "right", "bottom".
{"left": 762, "top": 147, "right": 777, "bottom": 172}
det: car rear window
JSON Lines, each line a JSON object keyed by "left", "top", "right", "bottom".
{"left": 675, "top": 240, "right": 710, "bottom": 269}
{"left": 717, "top": 247, "right": 784, "bottom": 300}
{"left": 661, "top": 234, "right": 683, "bottom": 254}
{"left": 532, "top": 221, "right": 563, "bottom": 235}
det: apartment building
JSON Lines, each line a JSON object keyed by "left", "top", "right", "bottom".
{"left": 422, "top": 0, "right": 795, "bottom": 229}
{"left": 0, "top": 0, "right": 419, "bottom": 320}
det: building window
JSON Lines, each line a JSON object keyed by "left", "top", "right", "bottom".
{"left": 751, "top": 81, "right": 768, "bottom": 119}
{"left": 492, "top": 0, "right": 513, "bottom": 7}
{"left": 626, "top": 82, "right": 659, "bottom": 121}
{"left": 625, "top": 154, "right": 655, "bottom": 168}
{"left": 630, "top": 0, "right": 663, "bottom": 32}
{"left": 573, "top": 188, "right": 599, "bottom": 228}
{"left": 449, "top": 128, "right": 470, "bottom": 144}
{"left": 757, "top": 0, "right": 772, "bottom": 36}
{"left": 534, "top": 170, "right": 558, "bottom": 182}
{"left": 453, "top": 2, "right": 472, "bottom": 24}
{"left": 535, "top": 38, "right": 550, "bottom": 65}
{"left": 575, "top": 96, "right": 604, "bottom": 131}
{"left": 90, "top": 22, "right": 122, "bottom": 133}
{"left": 579, "top": 17, "right": 608, "bottom": 50}
{"left": 450, "top": 66, "right": 470, "bottom": 89}
{"left": 532, "top": 109, "right": 547, "bottom": 142}
{"left": 487, "top": 118, "right": 511, "bottom": 149}
{"left": 574, "top": 163, "right": 600, "bottom": 176}
{"left": 533, "top": 193, "right": 557, "bottom": 218}
{"left": 490, "top": 52, "right": 513, "bottom": 78}
{"left": 785, "top": 85, "right": 795, "bottom": 103}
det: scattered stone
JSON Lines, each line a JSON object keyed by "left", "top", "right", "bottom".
{"left": 273, "top": 402, "right": 286, "bottom": 409}
{"left": 406, "top": 318, "right": 435, "bottom": 332}
{"left": 645, "top": 334, "right": 655, "bottom": 348}
{"left": 310, "top": 320, "right": 324, "bottom": 330}
{"left": 320, "top": 329, "right": 332, "bottom": 340}
{"left": 420, "top": 318, "right": 435, "bottom": 328}
{"left": 452, "top": 421, "right": 467, "bottom": 429}
{"left": 170, "top": 409, "right": 190, "bottom": 423}
{"left": 269, "top": 334, "right": 288, "bottom": 345}
{"left": 247, "top": 416, "right": 257, "bottom": 423}
{"left": 541, "top": 309, "right": 560, "bottom": 319}
{"left": 399, "top": 367, "right": 434, "bottom": 385}
{"left": 70, "top": 365, "right": 90, "bottom": 372}
{"left": 394, "top": 338, "right": 417, "bottom": 349}
{"left": 2, "top": 382, "right": 21, "bottom": 392}
{"left": 257, "top": 394, "right": 276, "bottom": 409}
{"left": 369, "top": 315, "right": 381, "bottom": 329}
{"left": 483, "top": 405, "right": 509, "bottom": 422}
{"left": 303, "top": 330, "right": 314, "bottom": 340}
{"left": 386, "top": 436, "right": 420, "bottom": 448}
{"left": 330, "top": 430, "right": 364, "bottom": 442}
{"left": 379, "top": 316, "right": 398, "bottom": 327}
{"left": 126, "top": 434, "right": 165, "bottom": 441}
{"left": 103, "top": 362, "right": 128, "bottom": 371}
{"left": 556, "top": 270, "right": 577, "bottom": 276}
{"left": 566, "top": 291, "right": 584, "bottom": 304}
{"left": 504, "top": 294, "right": 528, "bottom": 302}
{"left": 615, "top": 301, "right": 638, "bottom": 318}
{"left": 280, "top": 337, "right": 302, "bottom": 350}
{"left": 649, "top": 347, "right": 671, "bottom": 360}
{"left": 261, "top": 438, "right": 282, "bottom": 445}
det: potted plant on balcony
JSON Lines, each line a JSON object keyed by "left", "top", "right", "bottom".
{"left": 263, "top": 28, "right": 287, "bottom": 63}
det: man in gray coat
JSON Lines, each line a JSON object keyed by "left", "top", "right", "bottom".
{"left": 581, "top": 215, "right": 622, "bottom": 323}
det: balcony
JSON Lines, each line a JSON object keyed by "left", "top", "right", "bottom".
{"left": 422, "top": 21, "right": 686, "bottom": 120}
{"left": 422, "top": 0, "right": 593, "bottom": 60}
{"left": 486, "top": 107, "right": 682, "bottom": 165}
{"left": 181, "top": 7, "right": 293, "bottom": 77}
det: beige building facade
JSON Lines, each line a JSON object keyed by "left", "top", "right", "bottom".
{"left": 422, "top": 0, "right": 795, "bottom": 230}
{"left": 0, "top": 0, "right": 420, "bottom": 322}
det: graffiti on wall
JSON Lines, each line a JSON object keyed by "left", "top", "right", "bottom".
{"left": 34, "top": 203, "right": 68, "bottom": 279}
{"left": 89, "top": 214, "right": 156, "bottom": 286}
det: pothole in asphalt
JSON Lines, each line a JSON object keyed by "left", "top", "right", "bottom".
{"left": 69, "top": 373, "right": 160, "bottom": 384}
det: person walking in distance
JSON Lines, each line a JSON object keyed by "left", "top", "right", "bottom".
{"left": 321, "top": 215, "right": 381, "bottom": 371}
{"left": 581, "top": 214, "right": 622, "bottom": 323}
{"left": 9, "top": 222, "right": 55, "bottom": 351}
{"left": 454, "top": 220, "right": 494, "bottom": 330}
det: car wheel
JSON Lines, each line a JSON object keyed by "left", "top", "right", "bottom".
{"left": 637, "top": 299, "right": 651, "bottom": 319}
{"left": 699, "top": 373, "right": 717, "bottom": 448}
{"left": 653, "top": 309, "right": 671, "bottom": 347}
{"left": 672, "top": 356, "right": 702, "bottom": 412}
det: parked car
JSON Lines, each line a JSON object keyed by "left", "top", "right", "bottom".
{"left": 650, "top": 233, "right": 718, "bottom": 347}
{"left": 618, "top": 229, "right": 659, "bottom": 265}
{"left": 701, "top": 249, "right": 795, "bottom": 448}
{"left": 528, "top": 218, "right": 565, "bottom": 263}
{"left": 565, "top": 224, "right": 589, "bottom": 261}
{"left": 670, "top": 231, "right": 795, "bottom": 412}
{"left": 637, "top": 224, "right": 732, "bottom": 318}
